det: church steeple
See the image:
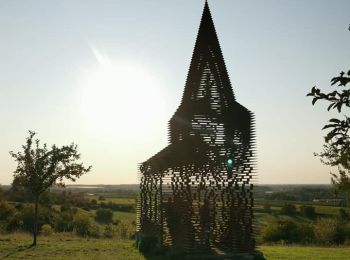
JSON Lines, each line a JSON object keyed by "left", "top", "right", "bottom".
{"left": 181, "top": 1, "right": 235, "bottom": 107}
{"left": 169, "top": 1, "right": 239, "bottom": 144}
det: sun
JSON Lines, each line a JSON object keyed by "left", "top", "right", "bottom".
{"left": 79, "top": 48, "right": 165, "bottom": 140}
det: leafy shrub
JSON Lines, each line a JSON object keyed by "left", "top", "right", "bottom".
{"left": 262, "top": 219, "right": 299, "bottom": 243}
{"left": 95, "top": 208, "right": 113, "bottom": 224}
{"left": 54, "top": 212, "right": 74, "bottom": 232}
{"left": 19, "top": 204, "right": 48, "bottom": 232}
{"left": 281, "top": 204, "right": 297, "bottom": 215}
{"left": 72, "top": 212, "right": 101, "bottom": 238}
{"left": 314, "top": 218, "right": 345, "bottom": 245}
{"left": 297, "top": 223, "right": 315, "bottom": 244}
{"left": 72, "top": 213, "right": 91, "bottom": 236}
{"left": 88, "top": 222, "right": 101, "bottom": 238}
{"left": 60, "top": 204, "right": 72, "bottom": 212}
{"left": 41, "top": 224, "right": 53, "bottom": 236}
{"left": 6, "top": 212, "right": 23, "bottom": 232}
{"left": 0, "top": 199, "right": 15, "bottom": 221}
{"left": 300, "top": 206, "right": 316, "bottom": 219}
{"left": 115, "top": 220, "right": 135, "bottom": 239}
{"left": 103, "top": 224, "right": 117, "bottom": 238}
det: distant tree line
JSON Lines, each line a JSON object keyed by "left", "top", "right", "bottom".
{"left": 259, "top": 187, "right": 342, "bottom": 204}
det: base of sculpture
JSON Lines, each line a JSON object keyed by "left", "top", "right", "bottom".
{"left": 135, "top": 234, "right": 265, "bottom": 260}
{"left": 187, "top": 251, "right": 265, "bottom": 260}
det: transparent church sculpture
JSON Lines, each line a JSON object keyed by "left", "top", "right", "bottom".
{"left": 137, "top": 2, "right": 256, "bottom": 253}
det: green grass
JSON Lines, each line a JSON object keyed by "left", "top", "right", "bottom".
{"left": 0, "top": 233, "right": 145, "bottom": 260}
{"left": 260, "top": 245, "right": 350, "bottom": 259}
{"left": 112, "top": 211, "right": 135, "bottom": 222}
{"left": 2, "top": 233, "right": 350, "bottom": 259}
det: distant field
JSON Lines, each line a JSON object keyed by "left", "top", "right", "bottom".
{"left": 88, "top": 209, "right": 135, "bottom": 223}
{"left": 85, "top": 195, "right": 136, "bottom": 205}
{"left": 1, "top": 233, "right": 350, "bottom": 259}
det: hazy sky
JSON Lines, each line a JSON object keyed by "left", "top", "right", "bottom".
{"left": 0, "top": 0, "right": 349, "bottom": 185}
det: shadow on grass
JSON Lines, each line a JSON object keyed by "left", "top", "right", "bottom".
{"left": 140, "top": 249, "right": 266, "bottom": 260}
{"left": 0, "top": 244, "right": 33, "bottom": 259}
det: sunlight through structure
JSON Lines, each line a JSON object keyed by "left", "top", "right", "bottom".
{"left": 138, "top": 2, "right": 256, "bottom": 254}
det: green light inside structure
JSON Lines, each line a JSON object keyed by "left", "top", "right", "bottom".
{"left": 227, "top": 159, "right": 233, "bottom": 166}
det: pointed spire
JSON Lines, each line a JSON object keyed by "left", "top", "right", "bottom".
{"left": 181, "top": 1, "right": 235, "bottom": 106}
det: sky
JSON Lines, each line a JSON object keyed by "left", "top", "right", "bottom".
{"left": 0, "top": 0, "right": 349, "bottom": 185}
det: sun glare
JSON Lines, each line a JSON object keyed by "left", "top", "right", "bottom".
{"left": 80, "top": 48, "right": 165, "bottom": 140}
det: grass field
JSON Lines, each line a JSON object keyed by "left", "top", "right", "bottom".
{"left": 260, "top": 245, "right": 350, "bottom": 259}
{"left": 1, "top": 233, "right": 350, "bottom": 259}
{"left": 0, "top": 233, "right": 144, "bottom": 260}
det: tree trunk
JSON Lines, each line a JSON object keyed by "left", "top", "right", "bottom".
{"left": 32, "top": 196, "right": 39, "bottom": 246}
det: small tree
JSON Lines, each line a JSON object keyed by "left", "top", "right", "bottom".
{"left": 10, "top": 131, "right": 91, "bottom": 246}
{"left": 307, "top": 70, "right": 350, "bottom": 208}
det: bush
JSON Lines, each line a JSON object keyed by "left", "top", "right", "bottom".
{"left": 20, "top": 204, "right": 48, "bottom": 232}
{"left": 103, "top": 224, "right": 117, "bottom": 238}
{"left": 300, "top": 206, "right": 316, "bottom": 219}
{"left": 72, "top": 212, "right": 101, "bottom": 238}
{"left": 60, "top": 204, "right": 72, "bottom": 212}
{"left": 0, "top": 199, "right": 15, "bottom": 221}
{"left": 54, "top": 212, "right": 74, "bottom": 232}
{"left": 314, "top": 218, "right": 345, "bottom": 245}
{"left": 88, "top": 222, "right": 101, "bottom": 238}
{"left": 115, "top": 220, "right": 135, "bottom": 239}
{"left": 72, "top": 213, "right": 91, "bottom": 237}
{"left": 297, "top": 223, "right": 315, "bottom": 244}
{"left": 6, "top": 212, "right": 23, "bottom": 232}
{"left": 95, "top": 208, "right": 113, "bottom": 224}
{"left": 281, "top": 204, "right": 297, "bottom": 215}
{"left": 262, "top": 219, "right": 300, "bottom": 243}
{"left": 41, "top": 224, "right": 53, "bottom": 236}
